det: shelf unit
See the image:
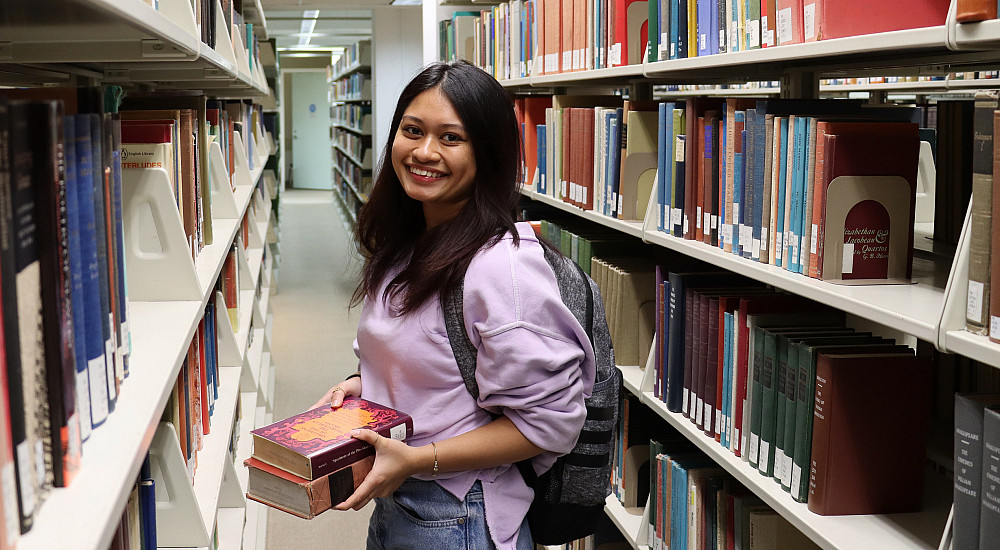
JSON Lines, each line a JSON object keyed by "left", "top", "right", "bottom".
{"left": 330, "top": 40, "right": 374, "bottom": 225}
{"left": 484, "top": 5, "right": 1000, "bottom": 548}
{"left": 0, "top": 1, "right": 281, "bottom": 549}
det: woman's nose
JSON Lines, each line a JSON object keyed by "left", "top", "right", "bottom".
{"left": 413, "top": 136, "right": 440, "bottom": 161}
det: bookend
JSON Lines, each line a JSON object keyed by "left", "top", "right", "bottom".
{"left": 219, "top": 453, "right": 246, "bottom": 509}
{"left": 149, "top": 422, "right": 212, "bottom": 548}
{"left": 233, "top": 131, "right": 254, "bottom": 191}
{"left": 214, "top": 289, "right": 245, "bottom": 371}
{"left": 640, "top": 169, "right": 660, "bottom": 241}
{"left": 938, "top": 201, "right": 975, "bottom": 350}
{"left": 210, "top": 140, "right": 240, "bottom": 220}
{"left": 158, "top": 0, "right": 200, "bottom": 39}
{"left": 232, "top": 23, "right": 252, "bottom": 80}
{"left": 122, "top": 167, "right": 202, "bottom": 302}
{"left": 212, "top": 0, "right": 238, "bottom": 68}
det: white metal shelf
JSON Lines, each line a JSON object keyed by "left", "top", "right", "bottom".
{"left": 191, "top": 366, "right": 243, "bottom": 537}
{"left": 331, "top": 60, "right": 372, "bottom": 82}
{"left": 333, "top": 142, "right": 371, "bottom": 170}
{"left": 520, "top": 189, "right": 645, "bottom": 239}
{"left": 333, "top": 122, "right": 372, "bottom": 136}
{"left": 641, "top": 393, "right": 952, "bottom": 550}
{"left": 17, "top": 300, "right": 203, "bottom": 550}
{"left": 333, "top": 163, "right": 368, "bottom": 203}
{"left": 605, "top": 495, "right": 648, "bottom": 550}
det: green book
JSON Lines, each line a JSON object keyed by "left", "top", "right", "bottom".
{"left": 772, "top": 330, "right": 853, "bottom": 485}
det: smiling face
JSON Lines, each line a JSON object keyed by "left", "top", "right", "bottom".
{"left": 391, "top": 86, "right": 477, "bottom": 230}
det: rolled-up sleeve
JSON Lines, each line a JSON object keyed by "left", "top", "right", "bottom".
{"left": 462, "top": 233, "right": 597, "bottom": 460}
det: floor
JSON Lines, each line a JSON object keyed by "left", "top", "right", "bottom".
{"left": 265, "top": 188, "right": 374, "bottom": 549}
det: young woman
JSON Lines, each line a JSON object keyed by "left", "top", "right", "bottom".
{"left": 313, "top": 60, "right": 596, "bottom": 550}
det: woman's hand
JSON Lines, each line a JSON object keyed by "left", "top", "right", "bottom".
{"left": 334, "top": 429, "right": 430, "bottom": 511}
{"left": 310, "top": 375, "right": 362, "bottom": 410}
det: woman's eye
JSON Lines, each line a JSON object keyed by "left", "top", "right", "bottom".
{"left": 442, "top": 133, "right": 463, "bottom": 143}
{"left": 402, "top": 126, "right": 421, "bottom": 136}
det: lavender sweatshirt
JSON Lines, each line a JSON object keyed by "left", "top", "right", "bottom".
{"left": 353, "top": 222, "right": 597, "bottom": 549}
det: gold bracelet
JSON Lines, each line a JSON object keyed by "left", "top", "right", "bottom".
{"left": 431, "top": 442, "right": 439, "bottom": 478}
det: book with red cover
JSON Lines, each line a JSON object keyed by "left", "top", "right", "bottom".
{"left": 816, "top": 124, "right": 919, "bottom": 282}
{"left": 807, "top": 349, "right": 932, "bottom": 515}
{"left": 245, "top": 455, "right": 375, "bottom": 519}
{"left": 251, "top": 397, "right": 414, "bottom": 480}
{"left": 804, "top": 0, "right": 949, "bottom": 42}
{"left": 686, "top": 98, "right": 725, "bottom": 240}
{"left": 775, "top": 0, "right": 804, "bottom": 45}
{"left": 523, "top": 97, "right": 552, "bottom": 190}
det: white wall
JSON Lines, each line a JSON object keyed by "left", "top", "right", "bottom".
{"left": 372, "top": 6, "right": 425, "bottom": 171}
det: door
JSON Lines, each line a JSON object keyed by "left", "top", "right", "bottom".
{"left": 290, "top": 71, "right": 333, "bottom": 190}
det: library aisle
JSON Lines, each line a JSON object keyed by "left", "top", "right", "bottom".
{"left": 265, "top": 189, "right": 373, "bottom": 548}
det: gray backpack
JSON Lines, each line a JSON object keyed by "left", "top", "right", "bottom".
{"left": 443, "top": 242, "right": 622, "bottom": 545}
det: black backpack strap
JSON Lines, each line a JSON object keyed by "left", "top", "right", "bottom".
{"left": 442, "top": 278, "right": 480, "bottom": 400}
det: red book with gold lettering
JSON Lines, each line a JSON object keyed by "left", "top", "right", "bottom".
{"left": 251, "top": 397, "right": 414, "bottom": 480}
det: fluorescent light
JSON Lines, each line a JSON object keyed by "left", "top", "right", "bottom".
{"left": 390, "top": 0, "right": 422, "bottom": 5}
{"left": 298, "top": 10, "right": 321, "bottom": 47}
{"left": 291, "top": 32, "right": 327, "bottom": 37}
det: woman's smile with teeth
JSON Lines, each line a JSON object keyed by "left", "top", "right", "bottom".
{"left": 410, "top": 167, "right": 444, "bottom": 178}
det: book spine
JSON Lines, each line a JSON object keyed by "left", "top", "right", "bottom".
{"left": 779, "top": 342, "right": 798, "bottom": 491}
{"left": 806, "top": 354, "right": 833, "bottom": 515}
{"left": 981, "top": 407, "right": 1000, "bottom": 546}
{"left": 756, "top": 330, "right": 777, "bottom": 476}
{"left": 771, "top": 336, "right": 789, "bottom": 483}
{"left": 791, "top": 343, "right": 813, "bottom": 502}
{"left": 970, "top": 91, "right": 999, "bottom": 335}
{"left": 954, "top": 395, "right": 991, "bottom": 549}
{"left": 746, "top": 325, "right": 765, "bottom": 466}
{"left": 89, "top": 115, "right": 118, "bottom": 411}
{"left": 992, "top": 109, "right": 1000, "bottom": 343}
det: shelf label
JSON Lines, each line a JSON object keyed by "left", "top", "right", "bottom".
{"left": 141, "top": 39, "right": 188, "bottom": 59}
{"left": 842, "top": 242, "right": 855, "bottom": 274}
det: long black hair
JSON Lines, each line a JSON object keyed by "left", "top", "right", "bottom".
{"left": 352, "top": 60, "right": 523, "bottom": 315}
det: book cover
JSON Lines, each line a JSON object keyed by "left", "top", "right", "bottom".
{"left": 774, "top": 0, "right": 803, "bottom": 45}
{"left": 251, "top": 397, "right": 414, "bottom": 480}
{"left": 523, "top": 97, "right": 552, "bottom": 191}
{"left": 0, "top": 101, "right": 16, "bottom": 547}
{"left": 956, "top": 0, "right": 998, "bottom": 21}
{"left": 808, "top": 350, "right": 933, "bottom": 515}
{"left": 990, "top": 110, "right": 1000, "bottom": 343}
{"left": 245, "top": 455, "right": 375, "bottom": 519}
{"left": 819, "top": 127, "right": 919, "bottom": 282}
{"left": 953, "top": 393, "right": 1000, "bottom": 550}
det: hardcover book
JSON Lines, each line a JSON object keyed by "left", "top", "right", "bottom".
{"left": 245, "top": 455, "right": 375, "bottom": 519}
{"left": 251, "top": 397, "right": 414, "bottom": 480}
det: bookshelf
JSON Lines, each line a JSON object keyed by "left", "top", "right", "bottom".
{"left": 330, "top": 40, "right": 374, "bottom": 225}
{"left": 0, "top": 1, "right": 279, "bottom": 549}
{"left": 470, "top": 3, "right": 1000, "bottom": 547}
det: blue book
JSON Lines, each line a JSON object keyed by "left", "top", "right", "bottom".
{"left": 676, "top": 0, "right": 687, "bottom": 59}
{"left": 537, "top": 124, "right": 547, "bottom": 195}
{"left": 698, "top": 0, "right": 712, "bottom": 57}
{"left": 658, "top": 103, "right": 668, "bottom": 231}
{"left": 139, "top": 454, "right": 157, "bottom": 550}
{"left": 670, "top": 459, "right": 688, "bottom": 550}
{"left": 789, "top": 116, "right": 807, "bottom": 273}
{"left": 775, "top": 117, "right": 789, "bottom": 268}
{"left": 721, "top": 312, "right": 732, "bottom": 448}
{"left": 742, "top": 109, "right": 756, "bottom": 259}
{"left": 609, "top": 108, "right": 624, "bottom": 218}
{"left": 604, "top": 111, "right": 615, "bottom": 216}
{"left": 710, "top": 0, "right": 720, "bottom": 55}
{"left": 664, "top": 105, "right": 676, "bottom": 231}
{"left": 73, "top": 114, "right": 111, "bottom": 427}
{"left": 110, "top": 138, "right": 129, "bottom": 378}
{"left": 88, "top": 113, "right": 117, "bottom": 411}
{"left": 719, "top": 112, "right": 726, "bottom": 249}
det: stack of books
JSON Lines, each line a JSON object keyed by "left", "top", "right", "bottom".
{"left": 244, "top": 397, "right": 413, "bottom": 519}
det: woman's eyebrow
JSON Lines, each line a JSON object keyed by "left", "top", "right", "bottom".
{"left": 401, "top": 115, "right": 465, "bottom": 132}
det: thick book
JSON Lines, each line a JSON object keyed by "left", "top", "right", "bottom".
{"left": 989, "top": 110, "right": 1000, "bottom": 343}
{"left": 251, "top": 397, "right": 414, "bottom": 480}
{"left": 808, "top": 350, "right": 933, "bottom": 515}
{"left": 966, "top": 91, "right": 999, "bottom": 335}
{"left": 245, "top": 455, "right": 375, "bottom": 519}
{"left": 953, "top": 393, "right": 1000, "bottom": 550}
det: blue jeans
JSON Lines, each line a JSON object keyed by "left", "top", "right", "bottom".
{"left": 366, "top": 479, "right": 532, "bottom": 550}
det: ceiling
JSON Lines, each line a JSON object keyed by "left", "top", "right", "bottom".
{"left": 261, "top": 0, "right": 382, "bottom": 55}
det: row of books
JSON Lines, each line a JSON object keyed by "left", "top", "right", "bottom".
{"left": 953, "top": 393, "right": 1000, "bottom": 550}
{"left": 0, "top": 92, "right": 134, "bottom": 549}
{"left": 441, "top": 0, "right": 950, "bottom": 79}
{"left": 330, "top": 74, "right": 372, "bottom": 103}
{"left": 193, "top": 0, "right": 263, "bottom": 77}
{"left": 332, "top": 131, "right": 370, "bottom": 167}
{"left": 243, "top": 398, "right": 413, "bottom": 519}
{"left": 521, "top": 94, "right": 925, "bottom": 284}
{"left": 650, "top": 272, "right": 934, "bottom": 515}
{"left": 331, "top": 103, "right": 372, "bottom": 134}
{"left": 331, "top": 40, "right": 371, "bottom": 77}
